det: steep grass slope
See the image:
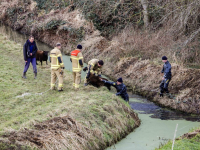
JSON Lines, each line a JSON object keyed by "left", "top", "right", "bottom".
{"left": 1, "top": 0, "right": 200, "bottom": 114}
{"left": 0, "top": 34, "right": 140, "bottom": 149}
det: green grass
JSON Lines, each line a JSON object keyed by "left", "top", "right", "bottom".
{"left": 0, "top": 34, "right": 139, "bottom": 149}
{"left": 157, "top": 128, "right": 200, "bottom": 150}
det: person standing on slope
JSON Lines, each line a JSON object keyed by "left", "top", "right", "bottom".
{"left": 101, "top": 77, "right": 129, "bottom": 102}
{"left": 49, "top": 43, "right": 65, "bottom": 91}
{"left": 160, "top": 56, "right": 172, "bottom": 97}
{"left": 70, "top": 45, "right": 84, "bottom": 89}
{"left": 22, "top": 35, "right": 38, "bottom": 79}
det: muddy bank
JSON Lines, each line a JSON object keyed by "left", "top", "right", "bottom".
{"left": 1, "top": 0, "right": 200, "bottom": 114}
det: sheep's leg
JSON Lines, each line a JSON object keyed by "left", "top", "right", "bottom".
{"left": 46, "top": 61, "right": 48, "bottom": 65}
{"left": 40, "top": 60, "right": 42, "bottom": 66}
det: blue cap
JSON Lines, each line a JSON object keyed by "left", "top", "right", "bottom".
{"left": 77, "top": 45, "right": 82, "bottom": 49}
{"left": 117, "top": 77, "right": 123, "bottom": 83}
{"left": 162, "top": 56, "right": 168, "bottom": 60}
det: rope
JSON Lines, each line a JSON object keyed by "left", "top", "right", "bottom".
{"left": 177, "top": 121, "right": 199, "bottom": 132}
{"left": 172, "top": 124, "right": 178, "bottom": 150}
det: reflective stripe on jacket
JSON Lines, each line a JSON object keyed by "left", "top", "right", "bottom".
{"left": 50, "top": 47, "right": 64, "bottom": 70}
{"left": 71, "top": 50, "right": 84, "bottom": 72}
{"left": 88, "top": 59, "right": 102, "bottom": 75}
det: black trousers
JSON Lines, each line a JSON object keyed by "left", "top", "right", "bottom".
{"left": 121, "top": 94, "right": 129, "bottom": 102}
{"left": 160, "top": 78, "right": 171, "bottom": 94}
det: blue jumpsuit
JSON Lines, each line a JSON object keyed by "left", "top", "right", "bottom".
{"left": 160, "top": 61, "right": 172, "bottom": 94}
{"left": 103, "top": 81, "right": 129, "bottom": 102}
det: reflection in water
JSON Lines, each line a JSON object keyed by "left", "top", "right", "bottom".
{"left": 129, "top": 95, "right": 200, "bottom": 122}
{"left": 107, "top": 95, "right": 200, "bottom": 150}
{"left": 1, "top": 23, "right": 200, "bottom": 150}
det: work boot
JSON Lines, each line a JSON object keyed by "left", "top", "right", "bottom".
{"left": 22, "top": 72, "right": 27, "bottom": 79}
{"left": 84, "top": 83, "right": 88, "bottom": 86}
{"left": 34, "top": 72, "right": 37, "bottom": 79}
{"left": 166, "top": 92, "right": 173, "bottom": 99}
{"left": 160, "top": 93, "right": 163, "bottom": 97}
{"left": 58, "top": 89, "right": 63, "bottom": 92}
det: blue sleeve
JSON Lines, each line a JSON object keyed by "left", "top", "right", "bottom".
{"left": 164, "top": 64, "right": 171, "bottom": 78}
{"left": 116, "top": 85, "right": 126, "bottom": 96}
{"left": 104, "top": 81, "right": 117, "bottom": 87}
{"left": 58, "top": 57, "right": 62, "bottom": 63}
{"left": 79, "top": 60, "right": 83, "bottom": 66}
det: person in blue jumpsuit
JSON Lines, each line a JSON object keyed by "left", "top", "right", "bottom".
{"left": 102, "top": 77, "right": 129, "bottom": 102}
{"left": 160, "top": 56, "right": 172, "bottom": 97}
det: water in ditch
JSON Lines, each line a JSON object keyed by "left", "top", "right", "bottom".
{"left": 0, "top": 24, "right": 200, "bottom": 150}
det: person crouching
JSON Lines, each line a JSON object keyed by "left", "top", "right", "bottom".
{"left": 102, "top": 77, "right": 129, "bottom": 102}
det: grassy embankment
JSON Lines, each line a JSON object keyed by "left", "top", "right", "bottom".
{"left": 157, "top": 127, "right": 200, "bottom": 150}
{"left": 1, "top": 0, "right": 200, "bottom": 114}
{"left": 0, "top": 34, "right": 140, "bottom": 149}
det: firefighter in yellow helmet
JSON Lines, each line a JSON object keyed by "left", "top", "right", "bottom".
{"left": 84, "top": 59, "right": 104, "bottom": 86}
{"left": 49, "top": 43, "right": 65, "bottom": 91}
{"left": 70, "top": 45, "right": 84, "bottom": 89}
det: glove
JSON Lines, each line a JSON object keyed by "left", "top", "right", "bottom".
{"left": 60, "top": 69, "right": 64, "bottom": 75}
{"left": 86, "top": 73, "right": 90, "bottom": 79}
{"left": 98, "top": 75, "right": 102, "bottom": 77}
{"left": 94, "top": 73, "right": 98, "bottom": 77}
{"left": 102, "top": 80, "right": 106, "bottom": 83}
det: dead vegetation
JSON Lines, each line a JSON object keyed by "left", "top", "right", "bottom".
{"left": 0, "top": 34, "right": 141, "bottom": 150}
{"left": 179, "top": 129, "right": 200, "bottom": 140}
{"left": 1, "top": 104, "right": 140, "bottom": 150}
{"left": 1, "top": 0, "right": 200, "bottom": 114}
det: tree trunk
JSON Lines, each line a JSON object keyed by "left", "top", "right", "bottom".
{"left": 140, "top": 0, "right": 149, "bottom": 27}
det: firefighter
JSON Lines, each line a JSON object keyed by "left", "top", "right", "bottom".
{"left": 101, "top": 77, "right": 129, "bottom": 102}
{"left": 70, "top": 45, "right": 84, "bottom": 89}
{"left": 49, "top": 43, "right": 65, "bottom": 91}
{"left": 160, "top": 56, "right": 172, "bottom": 97}
{"left": 84, "top": 59, "right": 104, "bottom": 86}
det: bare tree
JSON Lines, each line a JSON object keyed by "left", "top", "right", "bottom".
{"left": 140, "top": 0, "right": 149, "bottom": 27}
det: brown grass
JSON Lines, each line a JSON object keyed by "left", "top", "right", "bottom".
{"left": 1, "top": 0, "right": 200, "bottom": 115}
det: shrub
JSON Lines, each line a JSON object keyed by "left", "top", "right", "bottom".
{"left": 45, "top": 19, "right": 66, "bottom": 30}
